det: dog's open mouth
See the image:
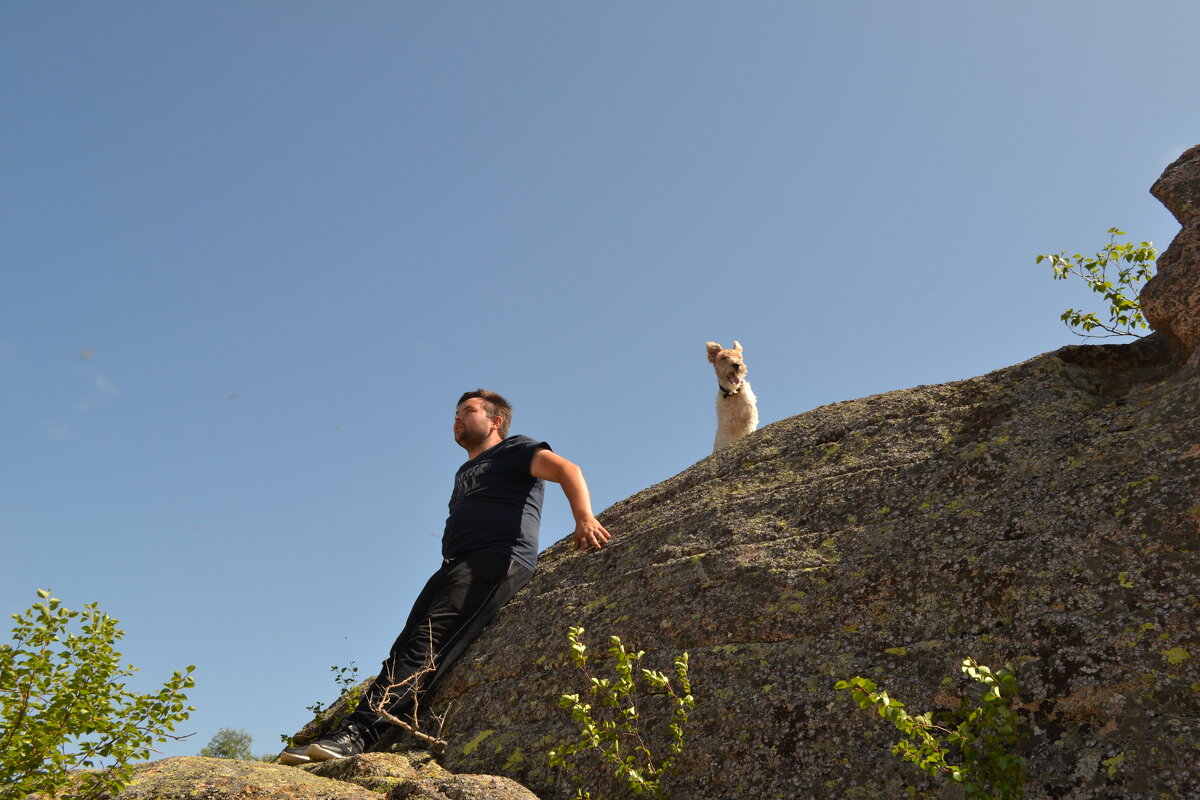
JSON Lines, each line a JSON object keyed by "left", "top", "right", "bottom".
{"left": 726, "top": 369, "right": 742, "bottom": 386}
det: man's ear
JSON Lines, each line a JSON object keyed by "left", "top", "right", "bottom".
{"left": 706, "top": 341, "right": 722, "bottom": 363}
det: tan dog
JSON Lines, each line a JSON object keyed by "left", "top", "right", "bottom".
{"left": 706, "top": 340, "right": 758, "bottom": 452}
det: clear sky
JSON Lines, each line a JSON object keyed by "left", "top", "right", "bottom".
{"left": 2, "top": 1, "right": 1197, "bottom": 760}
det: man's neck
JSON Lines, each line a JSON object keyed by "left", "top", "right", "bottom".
{"left": 465, "top": 433, "right": 504, "bottom": 460}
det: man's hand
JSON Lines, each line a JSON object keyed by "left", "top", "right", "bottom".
{"left": 572, "top": 515, "right": 612, "bottom": 552}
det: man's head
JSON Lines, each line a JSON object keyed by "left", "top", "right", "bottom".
{"left": 454, "top": 389, "right": 512, "bottom": 451}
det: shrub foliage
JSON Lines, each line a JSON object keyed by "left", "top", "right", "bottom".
{"left": 1038, "top": 227, "right": 1157, "bottom": 338}
{"left": 836, "top": 658, "right": 1026, "bottom": 800}
{"left": 549, "top": 626, "right": 693, "bottom": 800}
{"left": 0, "top": 589, "right": 195, "bottom": 800}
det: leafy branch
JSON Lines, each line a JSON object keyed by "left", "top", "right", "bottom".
{"left": 1038, "top": 227, "right": 1157, "bottom": 339}
{"left": 317, "top": 662, "right": 363, "bottom": 716}
{"left": 836, "top": 658, "right": 1026, "bottom": 800}
{"left": 0, "top": 589, "right": 195, "bottom": 800}
{"left": 282, "top": 661, "right": 363, "bottom": 747}
{"left": 549, "top": 626, "right": 693, "bottom": 800}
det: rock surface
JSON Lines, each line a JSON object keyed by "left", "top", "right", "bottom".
{"left": 97, "top": 756, "right": 381, "bottom": 800}
{"left": 1143, "top": 144, "right": 1200, "bottom": 354}
{"left": 307, "top": 750, "right": 540, "bottom": 799}
{"left": 93, "top": 753, "right": 540, "bottom": 800}
{"left": 428, "top": 152, "right": 1200, "bottom": 799}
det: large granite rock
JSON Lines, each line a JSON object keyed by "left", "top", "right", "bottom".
{"left": 428, "top": 154, "right": 1200, "bottom": 799}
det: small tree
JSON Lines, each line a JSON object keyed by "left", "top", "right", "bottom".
{"left": 200, "top": 727, "right": 253, "bottom": 760}
{"left": 549, "top": 627, "right": 694, "bottom": 800}
{"left": 281, "top": 660, "right": 370, "bottom": 751}
{"left": 1037, "top": 227, "right": 1157, "bottom": 338}
{"left": 836, "top": 658, "right": 1026, "bottom": 800}
{"left": 0, "top": 589, "right": 195, "bottom": 800}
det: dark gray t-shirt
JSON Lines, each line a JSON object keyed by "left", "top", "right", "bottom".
{"left": 442, "top": 435, "right": 549, "bottom": 572}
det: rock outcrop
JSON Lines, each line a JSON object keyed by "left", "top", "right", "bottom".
{"left": 97, "top": 757, "right": 380, "bottom": 800}
{"left": 1143, "top": 144, "right": 1200, "bottom": 355}
{"left": 94, "top": 149, "right": 1200, "bottom": 800}
{"left": 426, "top": 151, "right": 1200, "bottom": 799}
{"left": 95, "top": 753, "right": 541, "bottom": 800}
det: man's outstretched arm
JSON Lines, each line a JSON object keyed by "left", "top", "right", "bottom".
{"left": 530, "top": 449, "right": 612, "bottom": 552}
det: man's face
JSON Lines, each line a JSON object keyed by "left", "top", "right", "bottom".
{"left": 453, "top": 397, "right": 499, "bottom": 449}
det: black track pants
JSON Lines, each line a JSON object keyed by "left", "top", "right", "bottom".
{"left": 347, "top": 551, "right": 533, "bottom": 744}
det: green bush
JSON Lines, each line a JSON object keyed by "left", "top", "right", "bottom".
{"left": 836, "top": 658, "right": 1026, "bottom": 800}
{"left": 1038, "top": 227, "right": 1157, "bottom": 338}
{"left": 199, "top": 727, "right": 253, "bottom": 760}
{"left": 0, "top": 589, "right": 195, "bottom": 800}
{"left": 549, "top": 626, "right": 693, "bottom": 800}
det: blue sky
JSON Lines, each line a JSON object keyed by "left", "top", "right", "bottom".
{"left": 2, "top": 1, "right": 1197, "bottom": 759}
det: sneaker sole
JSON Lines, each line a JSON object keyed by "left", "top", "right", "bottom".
{"left": 306, "top": 743, "right": 353, "bottom": 762}
{"left": 278, "top": 750, "right": 312, "bottom": 766}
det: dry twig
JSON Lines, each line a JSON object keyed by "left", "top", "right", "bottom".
{"left": 369, "top": 622, "right": 450, "bottom": 756}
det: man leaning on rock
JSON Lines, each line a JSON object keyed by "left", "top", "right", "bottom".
{"left": 279, "top": 388, "right": 611, "bottom": 765}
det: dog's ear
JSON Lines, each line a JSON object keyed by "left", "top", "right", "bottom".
{"left": 706, "top": 342, "right": 722, "bottom": 363}
{"left": 732, "top": 340, "right": 743, "bottom": 354}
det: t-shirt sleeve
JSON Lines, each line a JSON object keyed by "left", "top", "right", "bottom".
{"left": 516, "top": 437, "right": 552, "bottom": 473}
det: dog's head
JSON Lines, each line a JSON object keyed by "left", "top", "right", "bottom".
{"left": 706, "top": 340, "right": 748, "bottom": 394}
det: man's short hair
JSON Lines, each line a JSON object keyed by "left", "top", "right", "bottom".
{"left": 458, "top": 389, "right": 513, "bottom": 438}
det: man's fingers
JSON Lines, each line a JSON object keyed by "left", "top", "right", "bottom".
{"left": 569, "top": 516, "right": 612, "bottom": 551}
{"left": 573, "top": 525, "right": 611, "bottom": 552}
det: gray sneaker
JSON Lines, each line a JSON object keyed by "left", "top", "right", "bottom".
{"left": 277, "top": 743, "right": 312, "bottom": 765}
{"left": 306, "top": 723, "right": 366, "bottom": 762}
